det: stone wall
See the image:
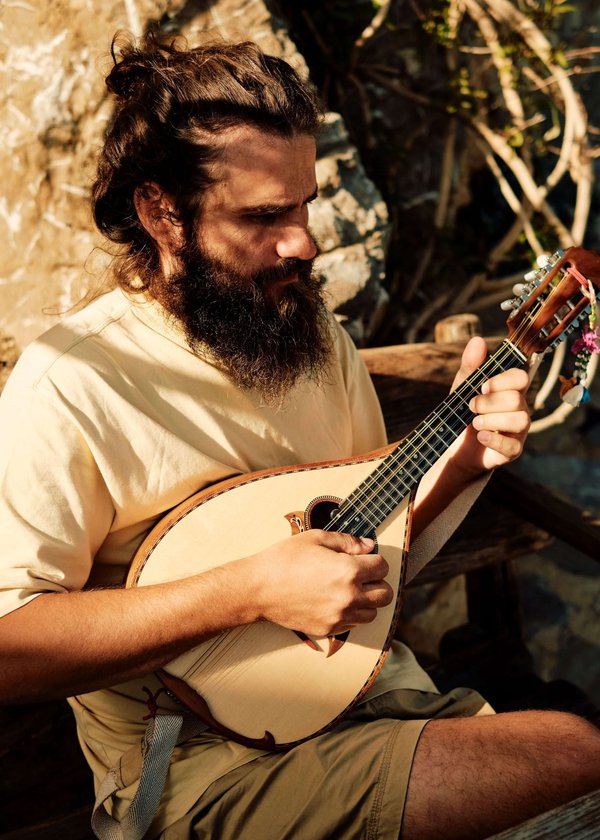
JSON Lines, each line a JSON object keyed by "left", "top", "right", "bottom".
{"left": 0, "top": 0, "right": 389, "bottom": 364}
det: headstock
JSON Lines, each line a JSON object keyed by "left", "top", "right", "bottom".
{"left": 504, "top": 247, "right": 600, "bottom": 358}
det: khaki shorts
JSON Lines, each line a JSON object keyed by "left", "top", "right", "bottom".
{"left": 160, "top": 686, "right": 491, "bottom": 840}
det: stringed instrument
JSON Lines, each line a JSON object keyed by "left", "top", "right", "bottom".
{"left": 127, "top": 246, "right": 600, "bottom": 750}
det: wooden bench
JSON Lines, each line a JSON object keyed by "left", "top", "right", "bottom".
{"left": 488, "top": 787, "right": 600, "bottom": 839}
{"left": 1, "top": 338, "right": 599, "bottom": 839}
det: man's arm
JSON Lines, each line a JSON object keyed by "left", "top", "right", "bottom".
{"left": 0, "top": 529, "right": 391, "bottom": 703}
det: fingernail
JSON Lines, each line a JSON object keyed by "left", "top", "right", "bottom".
{"left": 481, "top": 381, "right": 490, "bottom": 395}
{"left": 469, "top": 398, "right": 477, "bottom": 412}
{"left": 360, "top": 537, "right": 375, "bottom": 549}
{"left": 478, "top": 430, "right": 492, "bottom": 444}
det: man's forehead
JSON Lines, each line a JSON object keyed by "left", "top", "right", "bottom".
{"left": 208, "top": 125, "right": 317, "bottom": 207}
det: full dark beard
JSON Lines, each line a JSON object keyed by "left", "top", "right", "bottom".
{"left": 157, "top": 241, "right": 333, "bottom": 404}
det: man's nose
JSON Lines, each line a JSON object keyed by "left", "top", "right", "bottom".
{"left": 275, "top": 223, "right": 318, "bottom": 262}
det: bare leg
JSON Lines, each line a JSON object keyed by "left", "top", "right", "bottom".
{"left": 401, "top": 710, "right": 600, "bottom": 840}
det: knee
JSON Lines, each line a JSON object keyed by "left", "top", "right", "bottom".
{"left": 543, "top": 710, "right": 599, "bottom": 745}
{"left": 536, "top": 711, "right": 600, "bottom": 782}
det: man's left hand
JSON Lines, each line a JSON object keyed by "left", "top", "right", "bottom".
{"left": 450, "top": 336, "right": 531, "bottom": 476}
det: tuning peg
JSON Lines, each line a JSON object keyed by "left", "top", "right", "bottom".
{"left": 512, "top": 283, "right": 527, "bottom": 297}
{"left": 501, "top": 299, "right": 519, "bottom": 312}
{"left": 536, "top": 254, "right": 550, "bottom": 268}
{"left": 523, "top": 269, "right": 544, "bottom": 286}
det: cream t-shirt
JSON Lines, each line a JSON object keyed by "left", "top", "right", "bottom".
{"left": 0, "top": 287, "right": 480, "bottom": 829}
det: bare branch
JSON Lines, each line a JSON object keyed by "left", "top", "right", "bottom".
{"left": 353, "top": 0, "right": 393, "bottom": 64}
{"left": 462, "top": 0, "right": 525, "bottom": 128}
{"left": 361, "top": 66, "right": 433, "bottom": 107}
{"left": 482, "top": 0, "right": 592, "bottom": 242}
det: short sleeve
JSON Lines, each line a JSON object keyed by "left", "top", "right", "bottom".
{"left": 0, "top": 382, "right": 114, "bottom": 617}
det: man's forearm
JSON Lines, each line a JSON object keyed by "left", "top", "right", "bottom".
{"left": 0, "top": 529, "right": 393, "bottom": 704}
{"left": 0, "top": 558, "right": 260, "bottom": 703}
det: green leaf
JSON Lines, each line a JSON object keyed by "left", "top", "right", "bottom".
{"left": 554, "top": 49, "right": 569, "bottom": 68}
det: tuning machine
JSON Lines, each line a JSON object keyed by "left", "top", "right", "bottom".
{"left": 500, "top": 280, "right": 536, "bottom": 314}
{"left": 500, "top": 250, "right": 564, "bottom": 314}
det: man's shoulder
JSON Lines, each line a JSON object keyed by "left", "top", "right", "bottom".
{"left": 6, "top": 288, "right": 137, "bottom": 392}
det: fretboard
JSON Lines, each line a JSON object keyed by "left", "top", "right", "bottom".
{"left": 326, "top": 340, "right": 527, "bottom": 537}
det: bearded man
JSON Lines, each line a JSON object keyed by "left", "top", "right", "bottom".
{"left": 0, "top": 34, "right": 598, "bottom": 840}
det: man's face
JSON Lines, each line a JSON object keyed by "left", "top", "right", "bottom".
{"left": 159, "top": 127, "right": 333, "bottom": 404}
{"left": 196, "top": 125, "right": 320, "bottom": 297}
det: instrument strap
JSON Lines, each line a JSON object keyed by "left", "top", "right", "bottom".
{"left": 91, "top": 712, "right": 207, "bottom": 840}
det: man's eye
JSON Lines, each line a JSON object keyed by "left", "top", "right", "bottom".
{"left": 250, "top": 213, "right": 279, "bottom": 224}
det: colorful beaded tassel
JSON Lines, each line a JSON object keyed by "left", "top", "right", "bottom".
{"left": 559, "top": 279, "right": 600, "bottom": 406}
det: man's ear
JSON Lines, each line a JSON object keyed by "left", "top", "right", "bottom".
{"left": 133, "top": 182, "right": 184, "bottom": 253}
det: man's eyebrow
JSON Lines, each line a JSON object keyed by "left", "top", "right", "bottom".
{"left": 241, "top": 186, "right": 319, "bottom": 215}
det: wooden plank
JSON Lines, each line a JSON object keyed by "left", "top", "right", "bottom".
{"left": 360, "top": 342, "right": 465, "bottom": 441}
{"left": 487, "top": 789, "right": 600, "bottom": 839}
{"left": 489, "top": 469, "right": 600, "bottom": 563}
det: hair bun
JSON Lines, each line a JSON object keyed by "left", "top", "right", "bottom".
{"left": 105, "top": 31, "right": 166, "bottom": 104}
{"left": 106, "top": 57, "right": 154, "bottom": 104}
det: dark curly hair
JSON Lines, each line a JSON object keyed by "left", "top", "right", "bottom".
{"left": 92, "top": 32, "right": 324, "bottom": 291}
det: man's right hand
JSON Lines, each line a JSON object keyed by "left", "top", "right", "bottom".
{"left": 242, "top": 529, "right": 393, "bottom": 637}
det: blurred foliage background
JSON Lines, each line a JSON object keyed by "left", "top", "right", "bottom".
{"left": 279, "top": 0, "right": 600, "bottom": 344}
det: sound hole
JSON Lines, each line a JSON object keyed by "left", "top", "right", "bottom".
{"left": 308, "top": 499, "right": 341, "bottom": 530}
{"left": 307, "top": 499, "right": 377, "bottom": 546}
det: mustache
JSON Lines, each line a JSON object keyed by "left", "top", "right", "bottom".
{"left": 254, "top": 257, "right": 315, "bottom": 287}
